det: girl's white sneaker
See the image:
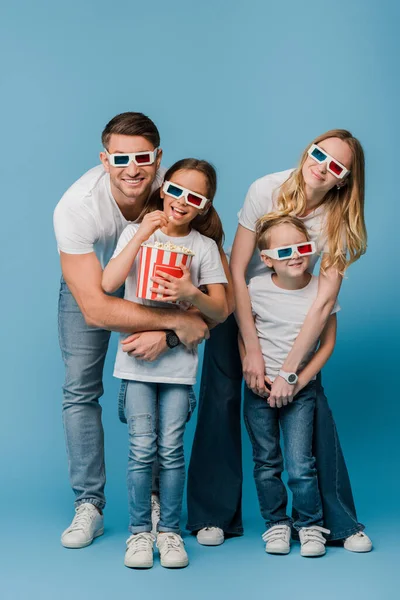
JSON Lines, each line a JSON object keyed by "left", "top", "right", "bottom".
{"left": 344, "top": 531, "right": 373, "bottom": 553}
{"left": 299, "top": 526, "right": 330, "bottom": 557}
{"left": 124, "top": 532, "right": 155, "bottom": 569}
{"left": 157, "top": 533, "right": 189, "bottom": 568}
{"left": 196, "top": 527, "right": 224, "bottom": 546}
{"left": 262, "top": 524, "right": 291, "bottom": 554}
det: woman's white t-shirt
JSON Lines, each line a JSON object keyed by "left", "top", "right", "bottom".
{"left": 112, "top": 225, "right": 227, "bottom": 385}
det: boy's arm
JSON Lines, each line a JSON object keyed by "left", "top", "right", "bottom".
{"left": 294, "top": 313, "right": 337, "bottom": 394}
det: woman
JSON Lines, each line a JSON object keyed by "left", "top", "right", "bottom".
{"left": 187, "top": 129, "right": 372, "bottom": 552}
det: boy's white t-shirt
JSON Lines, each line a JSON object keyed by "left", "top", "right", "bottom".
{"left": 53, "top": 164, "right": 166, "bottom": 268}
{"left": 112, "top": 225, "right": 227, "bottom": 385}
{"left": 248, "top": 272, "right": 340, "bottom": 381}
{"left": 236, "top": 169, "right": 330, "bottom": 280}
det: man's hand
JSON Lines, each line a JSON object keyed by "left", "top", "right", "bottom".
{"left": 175, "top": 311, "right": 209, "bottom": 350}
{"left": 243, "top": 348, "right": 266, "bottom": 396}
{"left": 122, "top": 331, "right": 168, "bottom": 362}
{"left": 268, "top": 375, "right": 295, "bottom": 408}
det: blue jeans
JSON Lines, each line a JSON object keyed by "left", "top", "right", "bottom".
{"left": 187, "top": 314, "right": 364, "bottom": 540}
{"left": 124, "top": 381, "right": 190, "bottom": 534}
{"left": 244, "top": 382, "right": 323, "bottom": 531}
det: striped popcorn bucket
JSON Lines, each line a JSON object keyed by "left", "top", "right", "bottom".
{"left": 136, "top": 244, "right": 194, "bottom": 302}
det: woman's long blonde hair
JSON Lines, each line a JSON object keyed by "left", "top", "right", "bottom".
{"left": 258, "top": 129, "right": 367, "bottom": 273}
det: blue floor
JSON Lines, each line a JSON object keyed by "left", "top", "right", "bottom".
{"left": 3, "top": 506, "right": 396, "bottom": 600}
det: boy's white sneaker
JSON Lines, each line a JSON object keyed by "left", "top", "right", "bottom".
{"left": 124, "top": 532, "right": 155, "bottom": 568}
{"left": 61, "top": 503, "right": 104, "bottom": 549}
{"left": 344, "top": 531, "right": 373, "bottom": 553}
{"left": 299, "top": 526, "right": 330, "bottom": 557}
{"left": 157, "top": 533, "right": 189, "bottom": 568}
{"left": 151, "top": 494, "right": 161, "bottom": 535}
{"left": 262, "top": 524, "right": 291, "bottom": 554}
{"left": 196, "top": 527, "right": 224, "bottom": 546}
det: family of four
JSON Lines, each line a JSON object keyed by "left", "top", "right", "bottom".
{"left": 54, "top": 112, "right": 372, "bottom": 569}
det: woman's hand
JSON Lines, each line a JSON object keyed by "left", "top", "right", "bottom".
{"left": 242, "top": 347, "right": 266, "bottom": 396}
{"left": 268, "top": 376, "right": 295, "bottom": 408}
{"left": 136, "top": 211, "right": 169, "bottom": 243}
{"left": 150, "top": 264, "right": 196, "bottom": 303}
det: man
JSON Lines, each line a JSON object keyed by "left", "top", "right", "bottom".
{"left": 54, "top": 112, "right": 209, "bottom": 549}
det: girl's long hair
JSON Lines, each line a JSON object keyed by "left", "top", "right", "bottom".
{"left": 258, "top": 129, "right": 367, "bottom": 273}
{"left": 139, "top": 158, "right": 225, "bottom": 249}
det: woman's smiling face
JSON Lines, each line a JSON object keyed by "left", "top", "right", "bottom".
{"left": 302, "top": 136, "right": 353, "bottom": 195}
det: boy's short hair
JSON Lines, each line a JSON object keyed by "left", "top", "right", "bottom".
{"left": 256, "top": 214, "right": 310, "bottom": 251}
{"left": 101, "top": 112, "right": 160, "bottom": 150}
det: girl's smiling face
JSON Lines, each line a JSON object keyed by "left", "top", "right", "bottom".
{"left": 161, "top": 169, "right": 209, "bottom": 229}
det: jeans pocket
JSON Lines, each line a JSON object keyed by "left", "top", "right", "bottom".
{"left": 187, "top": 386, "right": 197, "bottom": 422}
{"left": 118, "top": 379, "right": 128, "bottom": 424}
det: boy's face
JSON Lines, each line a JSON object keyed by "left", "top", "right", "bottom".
{"left": 261, "top": 223, "right": 311, "bottom": 279}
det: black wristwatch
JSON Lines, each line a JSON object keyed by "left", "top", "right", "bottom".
{"left": 166, "top": 330, "right": 181, "bottom": 349}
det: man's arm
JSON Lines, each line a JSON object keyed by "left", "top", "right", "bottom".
{"left": 60, "top": 252, "right": 209, "bottom": 348}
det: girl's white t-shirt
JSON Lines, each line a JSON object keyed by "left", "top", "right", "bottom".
{"left": 112, "top": 225, "right": 227, "bottom": 385}
{"left": 238, "top": 169, "right": 330, "bottom": 280}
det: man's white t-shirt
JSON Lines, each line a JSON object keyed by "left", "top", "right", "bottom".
{"left": 53, "top": 164, "right": 166, "bottom": 268}
{"left": 237, "top": 169, "right": 329, "bottom": 280}
{"left": 248, "top": 272, "right": 340, "bottom": 381}
{"left": 112, "top": 225, "right": 227, "bottom": 385}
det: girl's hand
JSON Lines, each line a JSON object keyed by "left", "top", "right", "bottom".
{"left": 150, "top": 264, "right": 196, "bottom": 302}
{"left": 137, "top": 211, "right": 169, "bottom": 242}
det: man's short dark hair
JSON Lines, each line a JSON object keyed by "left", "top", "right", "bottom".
{"left": 101, "top": 112, "right": 160, "bottom": 149}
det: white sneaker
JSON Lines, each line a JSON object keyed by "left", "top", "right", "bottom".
{"left": 344, "top": 531, "right": 373, "bottom": 553}
{"left": 124, "top": 532, "right": 155, "bottom": 568}
{"left": 157, "top": 533, "right": 189, "bottom": 568}
{"left": 262, "top": 524, "right": 291, "bottom": 554}
{"left": 196, "top": 527, "right": 224, "bottom": 546}
{"left": 61, "top": 503, "right": 104, "bottom": 549}
{"left": 151, "top": 494, "right": 161, "bottom": 535}
{"left": 299, "top": 526, "right": 330, "bottom": 557}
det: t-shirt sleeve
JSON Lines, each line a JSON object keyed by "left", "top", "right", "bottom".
{"left": 331, "top": 299, "right": 341, "bottom": 315}
{"left": 238, "top": 179, "right": 274, "bottom": 232}
{"left": 198, "top": 239, "right": 228, "bottom": 286}
{"left": 53, "top": 201, "right": 99, "bottom": 255}
{"left": 111, "top": 224, "right": 140, "bottom": 259}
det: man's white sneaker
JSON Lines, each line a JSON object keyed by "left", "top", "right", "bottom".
{"left": 196, "top": 527, "right": 224, "bottom": 546}
{"left": 151, "top": 494, "right": 161, "bottom": 535}
{"left": 61, "top": 503, "right": 104, "bottom": 549}
{"left": 157, "top": 533, "right": 189, "bottom": 568}
{"left": 262, "top": 524, "right": 291, "bottom": 554}
{"left": 344, "top": 531, "right": 373, "bottom": 553}
{"left": 124, "top": 532, "right": 155, "bottom": 568}
{"left": 299, "top": 526, "right": 330, "bottom": 557}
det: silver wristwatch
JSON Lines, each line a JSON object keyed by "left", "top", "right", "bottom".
{"left": 278, "top": 370, "right": 298, "bottom": 385}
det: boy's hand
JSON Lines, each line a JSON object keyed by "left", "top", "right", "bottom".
{"left": 137, "top": 211, "right": 169, "bottom": 242}
{"left": 243, "top": 348, "right": 265, "bottom": 396}
{"left": 255, "top": 375, "right": 273, "bottom": 399}
{"left": 150, "top": 264, "right": 196, "bottom": 303}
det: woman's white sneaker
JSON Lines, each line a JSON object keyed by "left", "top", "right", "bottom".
{"left": 151, "top": 494, "right": 161, "bottom": 535}
{"left": 299, "top": 526, "right": 330, "bottom": 557}
{"left": 344, "top": 531, "right": 373, "bottom": 553}
{"left": 196, "top": 527, "right": 224, "bottom": 546}
{"left": 61, "top": 503, "right": 104, "bottom": 549}
{"left": 262, "top": 524, "right": 291, "bottom": 554}
{"left": 157, "top": 533, "right": 189, "bottom": 568}
{"left": 124, "top": 533, "right": 155, "bottom": 568}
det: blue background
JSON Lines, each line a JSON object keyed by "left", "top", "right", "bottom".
{"left": 1, "top": 1, "right": 399, "bottom": 598}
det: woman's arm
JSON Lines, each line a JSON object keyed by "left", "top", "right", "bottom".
{"left": 230, "top": 225, "right": 266, "bottom": 396}
{"left": 269, "top": 265, "right": 342, "bottom": 405}
{"left": 220, "top": 249, "right": 235, "bottom": 315}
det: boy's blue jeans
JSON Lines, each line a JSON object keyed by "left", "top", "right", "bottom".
{"left": 244, "top": 382, "right": 323, "bottom": 531}
{"left": 124, "top": 380, "right": 190, "bottom": 534}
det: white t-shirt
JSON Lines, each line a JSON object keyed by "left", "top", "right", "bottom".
{"left": 237, "top": 169, "right": 329, "bottom": 280}
{"left": 248, "top": 273, "right": 340, "bottom": 381}
{"left": 112, "top": 225, "right": 227, "bottom": 385}
{"left": 53, "top": 164, "right": 166, "bottom": 268}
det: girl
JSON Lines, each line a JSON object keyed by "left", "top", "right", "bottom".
{"left": 102, "top": 159, "right": 229, "bottom": 569}
{"left": 188, "top": 130, "right": 372, "bottom": 553}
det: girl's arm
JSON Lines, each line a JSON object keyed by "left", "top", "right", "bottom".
{"left": 102, "top": 211, "right": 169, "bottom": 293}
{"left": 230, "top": 225, "right": 266, "bottom": 396}
{"left": 269, "top": 265, "right": 342, "bottom": 405}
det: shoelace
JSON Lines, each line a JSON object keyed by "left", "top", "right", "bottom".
{"left": 299, "top": 526, "right": 330, "bottom": 545}
{"left": 67, "top": 505, "right": 96, "bottom": 532}
{"left": 127, "top": 533, "right": 155, "bottom": 552}
{"left": 262, "top": 525, "right": 289, "bottom": 543}
{"left": 157, "top": 533, "right": 183, "bottom": 553}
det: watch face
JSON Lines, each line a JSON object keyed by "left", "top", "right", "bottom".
{"left": 167, "top": 332, "right": 179, "bottom": 348}
{"left": 288, "top": 374, "right": 297, "bottom": 384}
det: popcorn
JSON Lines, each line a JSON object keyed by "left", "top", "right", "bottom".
{"left": 142, "top": 241, "right": 195, "bottom": 256}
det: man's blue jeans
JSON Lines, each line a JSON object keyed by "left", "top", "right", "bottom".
{"left": 124, "top": 381, "right": 190, "bottom": 534}
{"left": 244, "top": 382, "right": 323, "bottom": 531}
